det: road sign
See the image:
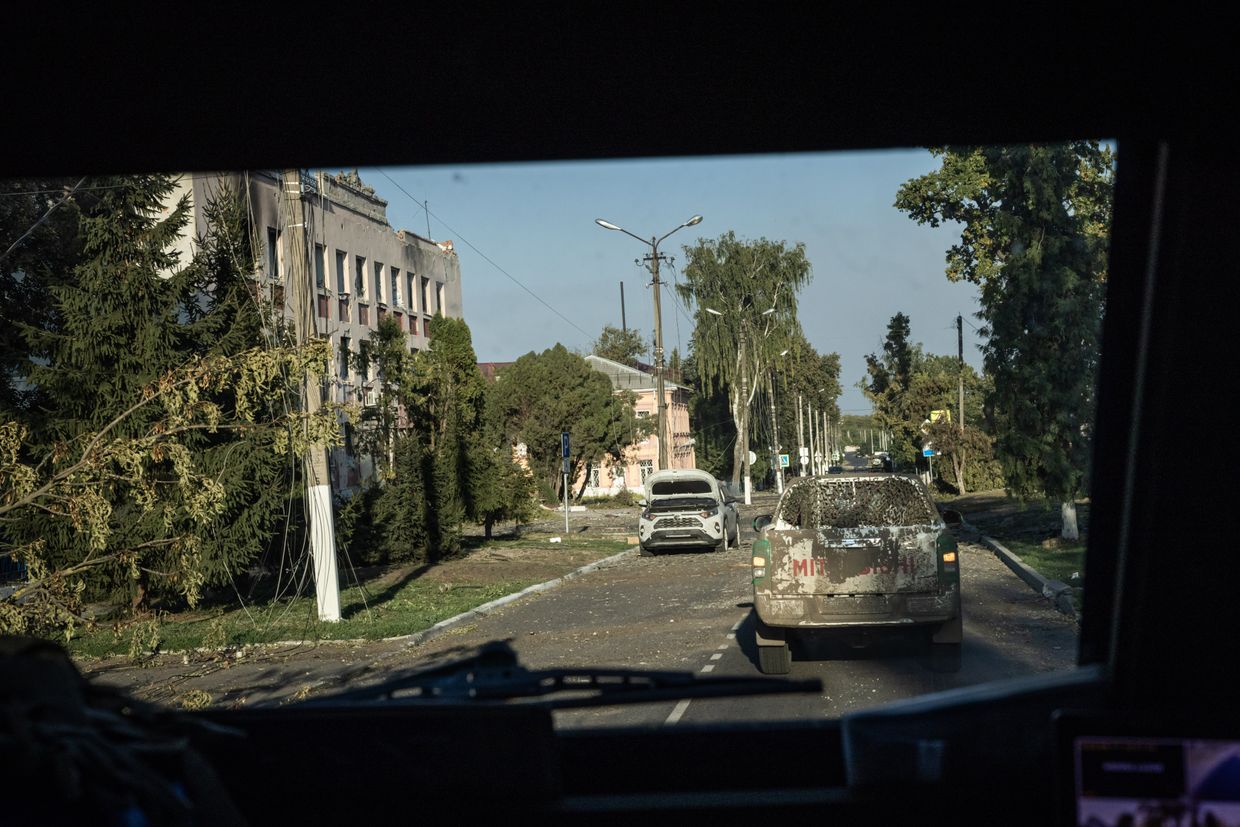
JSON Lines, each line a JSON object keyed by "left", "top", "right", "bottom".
{"left": 561, "top": 431, "right": 570, "bottom": 458}
{"left": 779, "top": 454, "right": 790, "bottom": 468}
{"left": 799, "top": 447, "right": 809, "bottom": 459}
{"left": 922, "top": 447, "right": 940, "bottom": 457}
{"left": 562, "top": 457, "right": 571, "bottom": 475}
{"left": 748, "top": 450, "right": 757, "bottom": 465}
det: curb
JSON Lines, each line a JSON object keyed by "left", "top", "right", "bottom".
{"left": 78, "top": 547, "right": 640, "bottom": 665}
{"left": 960, "top": 517, "right": 1081, "bottom": 624}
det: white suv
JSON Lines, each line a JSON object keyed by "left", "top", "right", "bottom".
{"left": 637, "top": 469, "right": 739, "bottom": 556}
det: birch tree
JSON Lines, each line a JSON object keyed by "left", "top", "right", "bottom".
{"left": 678, "top": 232, "right": 811, "bottom": 488}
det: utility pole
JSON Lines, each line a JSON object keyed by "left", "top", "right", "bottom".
{"left": 957, "top": 314, "right": 965, "bottom": 433}
{"left": 798, "top": 393, "right": 806, "bottom": 477}
{"left": 284, "top": 169, "right": 340, "bottom": 622}
{"left": 596, "top": 216, "right": 701, "bottom": 472}
{"left": 808, "top": 402, "right": 817, "bottom": 476}
{"left": 769, "top": 371, "right": 783, "bottom": 493}
{"left": 620, "top": 282, "right": 627, "bottom": 332}
{"left": 648, "top": 245, "right": 670, "bottom": 470}
{"left": 739, "top": 322, "right": 752, "bottom": 504}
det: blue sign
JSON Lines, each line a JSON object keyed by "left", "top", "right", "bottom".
{"left": 779, "top": 454, "right": 790, "bottom": 468}
{"left": 561, "top": 432, "right": 570, "bottom": 458}
{"left": 923, "top": 448, "right": 940, "bottom": 457}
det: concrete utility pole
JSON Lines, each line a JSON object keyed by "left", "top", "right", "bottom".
{"left": 808, "top": 402, "right": 817, "bottom": 476}
{"left": 284, "top": 169, "right": 340, "bottom": 622}
{"left": 620, "top": 282, "right": 627, "bottom": 332}
{"left": 649, "top": 244, "right": 670, "bottom": 471}
{"left": 739, "top": 322, "right": 752, "bottom": 504}
{"left": 798, "top": 393, "right": 806, "bottom": 477}
{"left": 596, "top": 215, "right": 702, "bottom": 471}
{"left": 957, "top": 314, "right": 965, "bottom": 433}
{"left": 769, "top": 371, "right": 783, "bottom": 493}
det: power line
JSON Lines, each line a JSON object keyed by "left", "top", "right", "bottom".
{"left": 0, "top": 177, "right": 87, "bottom": 265}
{"left": 373, "top": 169, "right": 590, "bottom": 338}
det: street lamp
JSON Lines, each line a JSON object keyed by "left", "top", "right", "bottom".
{"left": 596, "top": 214, "right": 702, "bottom": 471}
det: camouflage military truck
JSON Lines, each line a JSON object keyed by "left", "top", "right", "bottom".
{"left": 750, "top": 474, "right": 962, "bottom": 674}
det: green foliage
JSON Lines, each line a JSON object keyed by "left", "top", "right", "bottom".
{"left": 0, "top": 341, "right": 341, "bottom": 638}
{"left": 0, "top": 178, "right": 84, "bottom": 418}
{"left": 353, "top": 314, "right": 409, "bottom": 479}
{"left": 487, "top": 344, "right": 644, "bottom": 497}
{"left": 896, "top": 143, "right": 1113, "bottom": 509}
{"left": 0, "top": 175, "right": 343, "bottom": 638}
{"left": 591, "top": 324, "right": 647, "bottom": 367}
{"left": 678, "top": 231, "right": 813, "bottom": 485}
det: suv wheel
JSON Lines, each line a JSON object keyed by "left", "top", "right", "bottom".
{"left": 639, "top": 544, "right": 655, "bottom": 558}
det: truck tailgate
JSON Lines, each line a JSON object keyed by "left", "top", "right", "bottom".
{"left": 765, "top": 526, "right": 940, "bottom": 595}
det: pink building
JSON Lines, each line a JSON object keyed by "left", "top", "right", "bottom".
{"left": 578, "top": 356, "right": 696, "bottom": 496}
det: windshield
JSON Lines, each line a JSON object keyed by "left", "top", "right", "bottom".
{"left": 1, "top": 144, "right": 1110, "bottom": 728}
{"left": 650, "top": 480, "right": 714, "bottom": 496}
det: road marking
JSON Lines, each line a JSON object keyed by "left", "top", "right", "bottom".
{"left": 731, "top": 620, "right": 743, "bottom": 632}
{"left": 701, "top": 664, "right": 715, "bottom": 673}
{"left": 717, "top": 644, "right": 728, "bottom": 650}
{"left": 726, "top": 633, "right": 736, "bottom": 640}
{"left": 710, "top": 653, "right": 723, "bottom": 660}
{"left": 664, "top": 698, "right": 691, "bottom": 726}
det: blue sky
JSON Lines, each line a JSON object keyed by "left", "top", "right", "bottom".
{"left": 358, "top": 150, "right": 985, "bottom": 414}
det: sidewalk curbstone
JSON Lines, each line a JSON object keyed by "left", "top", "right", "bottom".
{"left": 960, "top": 517, "right": 1082, "bottom": 624}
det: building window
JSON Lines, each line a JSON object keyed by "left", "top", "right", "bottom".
{"left": 373, "top": 261, "right": 384, "bottom": 305}
{"left": 355, "top": 256, "right": 366, "bottom": 297}
{"left": 317, "top": 294, "right": 329, "bottom": 319}
{"left": 589, "top": 463, "right": 601, "bottom": 488}
{"left": 390, "top": 268, "right": 400, "bottom": 307}
{"left": 335, "top": 250, "right": 347, "bottom": 294}
{"left": 314, "top": 244, "right": 326, "bottom": 290}
{"left": 406, "top": 273, "right": 416, "bottom": 311}
{"left": 436, "top": 281, "right": 445, "bottom": 315}
{"left": 339, "top": 337, "right": 350, "bottom": 380}
{"left": 409, "top": 315, "right": 418, "bottom": 335}
{"left": 266, "top": 227, "right": 279, "bottom": 280}
{"left": 639, "top": 460, "right": 654, "bottom": 483}
{"left": 421, "top": 276, "right": 430, "bottom": 313}
{"left": 359, "top": 305, "right": 368, "bottom": 326}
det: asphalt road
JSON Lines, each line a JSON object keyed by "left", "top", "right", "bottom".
{"left": 85, "top": 475, "right": 1077, "bottom": 728}
{"left": 372, "top": 488, "right": 1079, "bottom": 730}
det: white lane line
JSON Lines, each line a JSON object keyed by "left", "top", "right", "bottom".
{"left": 701, "top": 664, "right": 715, "bottom": 673}
{"left": 717, "top": 644, "right": 728, "bottom": 650}
{"left": 710, "top": 653, "right": 723, "bottom": 660}
{"left": 664, "top": 698, "right": 692, "bottom": 726}
{"left": 731, "top": 620, "right": 743, "bottom": 631}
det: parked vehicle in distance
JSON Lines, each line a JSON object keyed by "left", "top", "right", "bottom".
{"left": 750, "top": 474, "right": 962, "bottom": 674}
{"left": 637, "top": 469, "right": 739, "bottom": 556}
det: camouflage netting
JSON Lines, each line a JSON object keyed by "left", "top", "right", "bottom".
{"left": 777, "top": 477, "right": 938, "bottom": 528}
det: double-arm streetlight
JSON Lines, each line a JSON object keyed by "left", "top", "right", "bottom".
{"left": 703, "top": 302, "right": 777, "bottom": 505}
{"left": 595, "top": 214, "right": 703, "bottom": 471}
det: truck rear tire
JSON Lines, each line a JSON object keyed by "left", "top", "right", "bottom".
{"left": 758, "top": 643, "right": 791, "bottom": 675}
{"left": 754, "top": 616, "right": 791, "bottom": 674}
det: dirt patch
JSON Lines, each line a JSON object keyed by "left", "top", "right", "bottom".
{"left": 417, "top": 547, "right": 612, "bottom": 585}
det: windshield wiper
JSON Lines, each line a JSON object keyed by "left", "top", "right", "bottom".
{"left": 305, "top": 640, "right": 822, "bottom": 710}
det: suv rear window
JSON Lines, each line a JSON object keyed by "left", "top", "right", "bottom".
{"left": 777, "top": 477, "right": 938, "bottom": 528}
{"left": 650, "top": 480, "right": 713, "bottom": 496}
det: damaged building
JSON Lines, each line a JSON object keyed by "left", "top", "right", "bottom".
{"left": 166, "top": 169, "right": 464, "bottom": 495}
